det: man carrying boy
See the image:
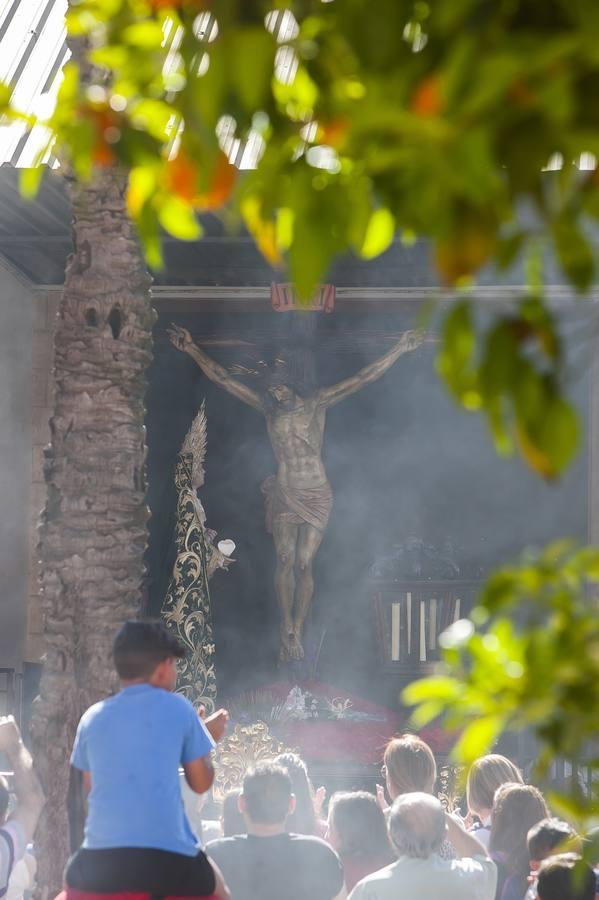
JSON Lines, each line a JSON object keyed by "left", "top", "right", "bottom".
{"left": 66, "top": 620, "right": 229, "bottom": 900}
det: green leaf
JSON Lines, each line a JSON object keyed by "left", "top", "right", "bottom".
{"left": 436, "top": 300, "right": 480, "bottom": 407}
{"left": 452, "top": 715, "right": 505, "bottom": 765}
{"left": 0, "top": 82, "right": 12, "bottom": 110}
{"left": 402, "top": 675, "right": 462, "bottom": 706}
{"left": 158, "top": 197, "right": 201, "bottom": 241}
{"left": 127, "top": 165, "right": 158, "bottom": 218}
{"left": 130, "top": 99, "right": 174, "bottom": 141}
{"left": 192, "top": 46, "right": 226, "bottom": 129}
{"left": 495, "top": 231, "right": 526, "bottom": 270}
{"left": 552, "top": 214, "right": 595, "bottom": 292}
{"left": 19, "top": 166, "right": 45, "bottom": 198}
{"left": 136, "top": 203, "right": 163, "bottom": 270}
{"left": 273, "top": 66, "right": 319, "bottom": 120}
{"left": 276, "top": 206, "right": 294, "bottom": 250}
{"left": 408, "top": 700, "right": 445, "bottom": 729}
{"left": 228, "top": 28, "right": 275, "bottom": 113}
{"left": 360, "top": 208, "right": 395, "bottom": 259}
{"left": 122, "top": 22, "right": 165, "bottom": 48}
{"left": 537, "top": 395, "right": 580, "bottom": 476}
{"left": 89, "top": 46, "right": 129, "bottom": 69}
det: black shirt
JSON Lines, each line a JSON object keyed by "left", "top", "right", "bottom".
{"left": 207, "top": 833, "right": 344, "bottom": 900}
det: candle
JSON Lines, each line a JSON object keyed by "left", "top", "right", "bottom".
{"left": 391, "top": 602, "right": 401, "bottom": 661}
{"left": 406, "top": 592, "right": 412, "bottom": 656}
{"left": 429, "top": 598, "right": 437, "bottom": 649}
{"left": 419, "top": 600, "right": 426, "bottom": 662}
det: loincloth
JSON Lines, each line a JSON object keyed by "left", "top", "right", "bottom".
{"left": 261, "top": 476, "right": 333, "bottom": 533}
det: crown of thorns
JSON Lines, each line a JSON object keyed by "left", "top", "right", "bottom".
{"left": 229, "top": 358, "right": 295, "bottom": 388}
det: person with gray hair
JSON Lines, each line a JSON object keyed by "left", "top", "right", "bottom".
{"left": 348, "top": 793, "right": 497, "bottom": 900}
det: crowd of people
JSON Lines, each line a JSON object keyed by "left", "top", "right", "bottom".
{"left": 0, "top": 620, "right": 597, "bottom": 900}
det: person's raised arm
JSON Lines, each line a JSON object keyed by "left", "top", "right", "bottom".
{"left": 0, "top": 717, "right": 44, "bottom": 844}
{"left": 445, "top": 812, "right": 489, "bottom": 859}
{"left": 168, "top": 325, "right": 263, "bottom": 411}
{"left": 318, "top": 330, "right": 425, "bottom": 409}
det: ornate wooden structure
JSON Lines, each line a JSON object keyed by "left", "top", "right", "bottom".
{"left": 373, "top": 579, "right": 479, "bottom": 676}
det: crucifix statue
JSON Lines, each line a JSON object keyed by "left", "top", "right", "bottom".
{"left": 169, "top": 323, "right": 424, "bottom": 662}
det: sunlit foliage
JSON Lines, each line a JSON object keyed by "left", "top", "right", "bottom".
{"left": 4, "top": 0, "right": 599, "bottom": 472}
{"left": 3, "top": 0, "right": 599, "bottom": 826}
{"left": 404, "top": 542, "right": 599, "bottom": 830}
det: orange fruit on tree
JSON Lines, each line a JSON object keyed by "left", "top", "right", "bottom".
{"left": 195, "top": 152, "right": 236, "bottom": 210}
{"left": 411, "top": 75, "right": 443, "bottom": 117}
{"left": 320, "top": 117, "right": 350, "bottom": 148}
{"left": 81, "top": 104, "right": 120, "bottom": 168}
{"left": 166, "top": 152, "right": 198, "bottom": 203}
{"left": 92, "top": 142, "right": 116, "bottom": 167}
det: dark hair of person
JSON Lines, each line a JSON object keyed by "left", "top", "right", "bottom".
{"left": 536, "top": 853, "right": 596, "bottom": 900}
{"left": 222, "top": 788, "right": 245, "bottom": 837}
{"left": 112, "top": 619, "right": 186, "bottom": 680}
{"left": 329, "top": 791, "right": 393, "bottom": 861}
{"left": 242, "top": 763, "right": 292, "bottom": 826}
{"left": 274, "top": 752, "right": 318, "bottom": 835}
{"left": 527, "top": 818, "right": 577, "bottom": 861}
{"left": 0, "top": 775, "right": 9, "bottom": 823}
{"left": 489, "top": 782, "right": 549, "bottom": 875}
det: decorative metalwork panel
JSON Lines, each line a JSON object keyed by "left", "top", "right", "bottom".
{"left": 213, "top": 721, "right": 295, "bottom": 801}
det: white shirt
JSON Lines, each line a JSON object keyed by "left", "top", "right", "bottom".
{"left": 5, "top": 852, "right": 36, "bottom": 900}
{"left": 0, "top": 822, "right": 26, "bottom": 897}
{"left": 348, "top": 854, "right": 497, "bottom": 900}
{"left": 473, "top": 826, "right": 491, "bottom": 849}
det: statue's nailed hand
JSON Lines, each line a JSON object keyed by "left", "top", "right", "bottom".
{"left": 400, "top": 328, "right": 426, "bottom": 351}
{"left": 168, "top": 323, "right": 193, "bottom": 353}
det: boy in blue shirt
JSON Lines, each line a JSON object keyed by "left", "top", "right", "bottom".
{"left": 65, "top": 620, "right": 229, "bottom": 900}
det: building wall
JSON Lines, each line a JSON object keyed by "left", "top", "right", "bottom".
{"left": 26, "top": 289, "right": 59, "bottom": 664}
{"left": 0, "top": 261, "right": 34, "bottom": 671}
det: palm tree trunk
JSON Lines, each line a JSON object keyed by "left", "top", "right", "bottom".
{"left": 30, "top": 169, "right": 153, "bottom": 894}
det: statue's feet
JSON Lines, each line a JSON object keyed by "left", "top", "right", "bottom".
{"left": 287, "top": 631, "right": 304, "bottom": 660}
{"left": 279, "top": 630, "right": 304, "bottom": 661}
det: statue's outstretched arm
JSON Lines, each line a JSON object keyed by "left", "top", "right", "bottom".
{"left": 168, "top": 324, "right": 263, "bottom": 411}
{"left": 318, "top": 329, "right": 425, "bottom": 408}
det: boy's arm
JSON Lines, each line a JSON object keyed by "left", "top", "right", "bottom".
{"left": 183, "top": 755, "right": 214, "bottom": 794}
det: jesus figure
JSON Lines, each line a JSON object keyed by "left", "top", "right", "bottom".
{"left": 169, "top": 324, "right": 424, "bottom": 661}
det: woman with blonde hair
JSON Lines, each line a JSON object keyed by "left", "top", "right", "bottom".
{"left": 379, "top": 733, "right": 458, "bottom": 859}
{"left": 466, "top": 754, "right": 523, "bottom": 847}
